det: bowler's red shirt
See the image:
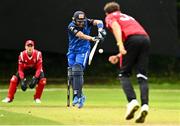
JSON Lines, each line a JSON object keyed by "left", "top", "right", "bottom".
{"left": 18, "top": 49, "right": 43, "bottom": 79}
{"left": 105, "top": 11, "right": 148, "bottom": 41}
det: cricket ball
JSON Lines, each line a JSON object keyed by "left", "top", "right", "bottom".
{"left": 98, "top": 49, "right": 104, "bottom": 54}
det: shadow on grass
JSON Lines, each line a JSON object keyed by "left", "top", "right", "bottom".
{"left": 0, "top": 109, "right": 61, "bottom": 125}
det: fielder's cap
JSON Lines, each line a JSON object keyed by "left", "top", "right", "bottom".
{"left": 73, "top": 11, "right": 87, "bottom": 21}
{"left": 25, "top": 40, "right": 34, "bottom": 46}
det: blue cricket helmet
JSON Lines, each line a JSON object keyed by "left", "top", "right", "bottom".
{"left": 72, "top": 11, "right": 87, "bottom": 22}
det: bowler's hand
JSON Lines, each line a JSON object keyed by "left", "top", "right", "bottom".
{"left": 108, "top": 55, "right": 119, "bottom": 64}
{"left": 119, "top": 47, "right": 127, "bottom": 55}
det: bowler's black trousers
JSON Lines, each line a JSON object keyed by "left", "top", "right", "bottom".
{"left": 119, "top": 34, "right": 150, "bottom": 105}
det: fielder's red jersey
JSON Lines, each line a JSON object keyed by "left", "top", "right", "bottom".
{"left": 18, "top": 49, "right": 43, "bottom": 79}
{"left": 105, "top": 11, "right": 148, "bottom": 41}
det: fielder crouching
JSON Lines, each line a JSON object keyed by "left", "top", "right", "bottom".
{"left": 2, "top": 40, "right": 46, "bottom": 103}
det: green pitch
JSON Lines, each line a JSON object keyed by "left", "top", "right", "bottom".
{"left": 0, "top": 84, "right": 180, "bottom": 125}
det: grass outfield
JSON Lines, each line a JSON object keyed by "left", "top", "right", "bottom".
{"left": 0, "top": 84, "right": 180, "bottom": 125}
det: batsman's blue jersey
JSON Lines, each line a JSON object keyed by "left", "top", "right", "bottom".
{"left": 67, "top": 19, "right": 94, "bottom": 68}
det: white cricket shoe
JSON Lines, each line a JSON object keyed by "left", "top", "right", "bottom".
{"left": 35, "top": 99, "right": 41, "bottom": 104}
{"left": 125, "top": 99, "right": 140, "bottom": 120}
{"left": 135, "top": 104, "right": 149, "bottom": 123}
{"left": 2, "top": 97, "right": 11, "bottom": 103}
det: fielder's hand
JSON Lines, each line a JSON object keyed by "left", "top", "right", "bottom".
{"left": 29, "top": 76, "right": 38, "bottom": 89}
{"left": 108, "top": 55, "right": 119, "bottom": 64}
{"left": 20, "top": 78, "right": 27, "bottom": 91}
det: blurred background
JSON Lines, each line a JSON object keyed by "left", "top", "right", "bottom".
{"left": 0, "top": 0, "right": 179, "bottom": 83}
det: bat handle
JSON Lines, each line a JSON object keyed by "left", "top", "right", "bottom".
{"left": 96, "top": 39, "right": 100, "bottom": 43}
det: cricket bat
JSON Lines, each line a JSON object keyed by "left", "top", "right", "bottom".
{"left": 88, "top": 39, "right": 100, "bottom": 65}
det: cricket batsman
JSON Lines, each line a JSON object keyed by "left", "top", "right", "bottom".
{"left": 67, "top": 11, "right": 106, "bottom": 108}
{"left": 104, "top": 2, "right": 151, "bottom": 123}
{"left": 2, "top": 40, "right": 46, "bottom": 103}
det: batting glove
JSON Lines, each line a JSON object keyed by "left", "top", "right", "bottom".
{"left": 92, "top": 36, "right": 101, "bottom": 42}
{"left": 98, "top": 29, "right": 106, "bottom": 41}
